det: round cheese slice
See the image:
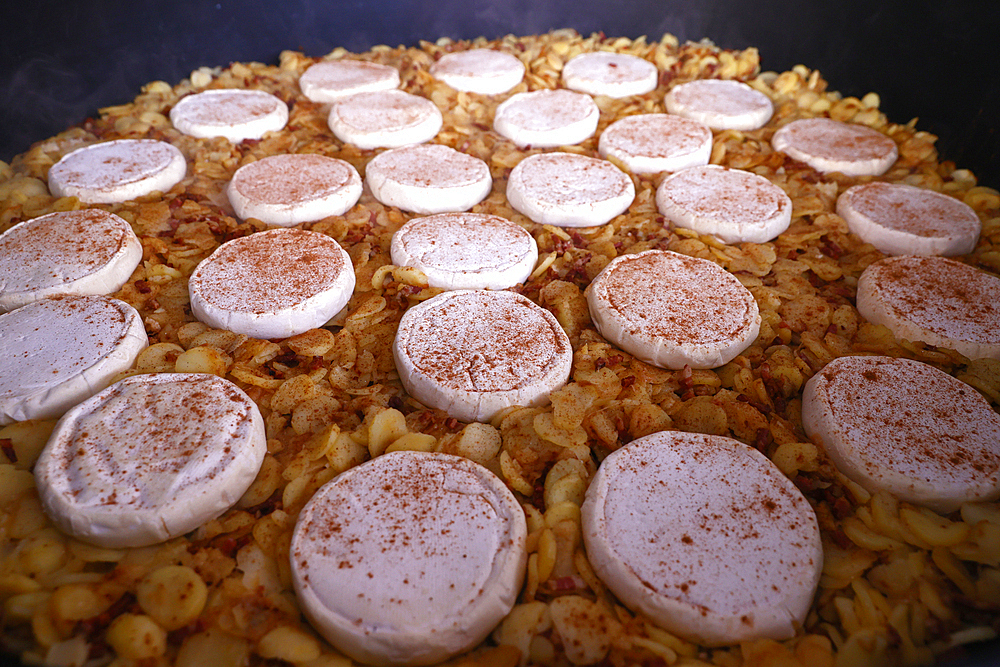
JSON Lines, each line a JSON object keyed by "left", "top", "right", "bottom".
{"left": 169, "top": 89, "right": 289, "bottom": 142}
{"left": 365, "top": 143, "right": 492, "bottom": 214}
{"left": 393, "top": 290, "right": 572, "bottom": 422}
{"left": 0, "top": 295, "right": 147, "bottom": 425}
{"left": 48, "top": 139, "right": 186, "bottom": 204}
{"left": 189, "top": 228, "right": 355, "bottom": 339}
{"left": 0, "top": 209, "right": 142, "bottom": 313}
{"left": 857, "top": 256, "right": 1000, "bottom": 360}
{"left": 664, "top": 79, "right": 774, "bottom": 131}
{"left": 506, "top": 152, "right": 635, "bottom": 227}
{"left": 771, "top": 118, "right": 898, "bottom": 176}
{"left": 802, "top": 355, "right": 1000, "bottom": 513}
{"left": 561, "top": 52, "right": 658, "bottom": 98}
{"left": 35, "top": 373, "right": 266, "bottom": 548}
{"left": 227, "top": 153, "right": 362, "bottom": 226}
{"left": 429, "top": 49, "right": 525, "bottom": 95}
{"left": 290, "top": 450, "right": 527, "bottom": 666}
{"left": 655, "top": 165, "right": 792, "bottom": 243}
{"left": 327, "top": 90, "right": 443, "bottom": 149}
{"left": 587, "top": 249, "right": 760, "bottom": 369}
{"left": 299, "top": 59, "right": 401, "bottom": 102}
{"left": 390, "top": 213, "right": 538, "bottom": 290}
{"left": 493, "top": 89, "right": 600, "bottom": 148}
{"left": 836, "top": 181, "right": 981, "bottom": 256}
{"left": 581, "top": 430, "right": 822, "bottom": 646}
{"left": 598, "top": 113, "right": 713, "bottom": 174}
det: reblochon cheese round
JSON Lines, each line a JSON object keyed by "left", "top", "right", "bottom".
{"left": 393, "top": 289, "right": 572, "bottom": 422}
{"left": 290, "top": 450, "right": 527, "bottom": 666}
{"left": 0, "top": 295, "right": 148, "bottom": 425}
{"left": 35, "top": 373, "right": 266, "bottom": 548}
{"left": 581, "top": 430, "right": 823, "bottom": 646}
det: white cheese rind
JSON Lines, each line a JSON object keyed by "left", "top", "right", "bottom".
{"left": 0, "top": 209, "right": 142, "bottom": 313}
{"left": 506, "top": 152, "right": 635, "bottom": 227}
{"left": 365, "top": 143, "right": 492, "bottom": 214}
{"left": 47, "top": 139, "right": 187, "bottom": 204}
{"left": 771, "top": 118, "right": 898, "bottom": 176}
{"left": 655, "top": 165, "right": 792, "bottom": 243}
{"left": 429, "top": 49, "right": 525, "bottom": 95}
{"left": 561, "top": 52, "right": 658, "bottom": 98}
{"left": 390, "top": 213, "right": 538, "bottom": 290}
{"left": 586, "top": 249, "right": 761, "bottom": 369}
{"left": 327, "top": 90, "right": 443, "bottom": 149}
{"left": 227, "top": 153, "right": 362, "bottom": 226}
{"left": 857, "top": 256, "right": 1000, "bottom": 360}
{"left": 35, "top": 373, "right": 266, "bottom": 548}
{"left": 393, "top": 290, "right": 572, "bottom": 422}
{"left": 664, "top": 79, "right": 773, "bottom": 131}
{"left": 836, "top": 182, "right": 980, "bottom": 256}
{"left": 169, "top": 89, "right": 289, "bottom": 142}
{"left": 290, "top": 451, "right": 527, "bottom": 666}
{"left": 598, "top": 113, "right": 713, "bottom": 174}
{"left": 581, "top": 431, "right": 823, "bottom": 646}
{"left": 189, "top": 228, "right": 356, "bottom": 339}
{"left": 802, "top": 355, "right": 1000, "bottom": 513}
{"left": 0, "top": 295, "right": 148, "bottom": 425}
{"left": 493, "top": 89, "right": 600, "bottom": 148}
{"left": 299, "top": 59, "right": 401, "bottom": 102}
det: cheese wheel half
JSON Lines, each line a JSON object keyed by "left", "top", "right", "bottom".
{"left": 581, "top": 430, "right": 822, "bottom": 645}
{"left": 291, "top": 451, "right": 527, "bottom": 666}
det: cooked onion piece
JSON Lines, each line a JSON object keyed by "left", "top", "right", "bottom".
{"left": 299, "top": 59, "right": 401, "bottom": 102}
{"left": 0, "top": 295, "right": 147, "bottom": 425}
{"left": 771, "top": 117, "right": 898, "bottom": 176}
{"left": 227, "top": 153, "right": 362, "bottom": 226}
{"left": 837, "top": 181, "right": 981, "bottom": 256}
{"left": 35, "top": 373, "right": 266, "bottom": 548}
{"left": 366, "top": 143, "right": 492, "bottom": 214}
{"left": 393, "top": 290, "right": 572, "bottom": 422}
{"left": 587, "top": 249, "right": 761, "bottom": 369}
{"left": 47, "top": 139, "right": 187, "bottom": 203}
{"left": 328, "top": 89, "right": 443, "bottom": 149}
{"left": 598, "top": 113, "right": 712, "bottom": 173}
{"left": 493, "top": 89, "right": 600, "bottom": 148}
{"left": 390, "top": 212, "right": 538, "bottom": 290}
{"left": 561, "top": 51, "right": 658, "bottom": 98}
{"left": 189, "top": 228, "right": 355, "bottom": 339}
{"left": 581, "top": 430, "right": 823, "bottom": 645}
{"left": 664, "top": 79, "right": 773, "bottom": 130}
{"left": 429, "top": 48, "right": 525, "bottom": 94}
{"left": 291, "top": 451, "right": 527, "bottom": 666}
{"left": 802, "top": 355, "right": 1000, "bottom": 513}
{"left": 169, "top": 89, "right": 289, "bottom": 142}
{"left": 857, "top": 256, "right": 1000, "bottom": 360}
{"left": 506, "top": 152, "right": 635, "bottom": 227}
{"left": 655, "top": 165, "right": 792, "bottom": 243}
{"left": 0, "top": 209, "right": 142, "bottom": 312}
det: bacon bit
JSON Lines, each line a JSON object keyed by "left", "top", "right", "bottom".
{"left": 821, "top": 239, "right": 845, "bottom": 259}
{"left": 607, "top": 355, "right": 623, "bottom": 367}
{"left": 445, "top": 417, "right": 460, "bottom": 431}
{"left": 307, "top": 356, "right": 325, "bottom": 372}
{"left": 144, "top": 298, "right": 160, "bottom": 311}
{"left": 752, "top": 428, "right": 773, "bottom": 452}
{"left": 826, "top": 323, "right": 838, "bottom": 336}
{"left": 215, "top": 533, "right": 252, "bottom": 558}
{"left": 793, "top": 474, "right": 818, "bottom": 494}
{"left": 0, "top": 439, "right": 15, "bottom": 463}
{"left": 271, "top": 350, "right": 299, "bottom": 367}
{"left": 621, "top": 375, "right": 636, "bottom": 388}
{"left": 737, "top": 393, "right": 771, "bottom": 415}
{"left": 568, "top": 230, "right": 585, "bottom": 247}
{"left": 78, "top": 593, "right": 139, "bottom": 641}
{"left": 388, "top": 395, "right": 405, "bottom": 411}
{"left": 134, "top": 280, "right": 152, "bottom": 294}
{"left": 830, "top": 528, "right": 853, "bottom": 550}
{"left": 168, "top": 619, "right": 207, "bottom": 646}
{"left": 595, "top": 357, "right": 608, "bottom": 370}
{"left": 830, "top": 495, "right": 854, "bottom": 520}
{"left": 808, "top": 271, "right": 826, "bottom": 288}
{"left": 550, "top": 576, "right": 581, "bottom": 591}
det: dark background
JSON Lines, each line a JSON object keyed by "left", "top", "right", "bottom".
{"left": 1, "top": 0, "right": 998, "bottom": 185}
{"left": 0, "top": 1, "right": 999, "bottom": 666}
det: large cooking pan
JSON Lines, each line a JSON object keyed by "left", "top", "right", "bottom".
{"left": 0, "top": 2, "right": 997, "bottom": 667}
{"left": 2, "top": 1, "right": 997, "bottom": 184}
